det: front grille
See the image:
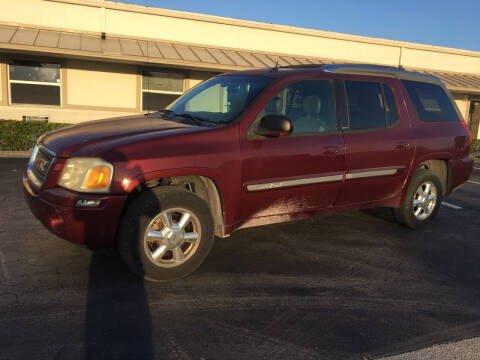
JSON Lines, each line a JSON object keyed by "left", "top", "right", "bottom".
{"left": 27, "top": 145, "right": 55, "bottom": 188}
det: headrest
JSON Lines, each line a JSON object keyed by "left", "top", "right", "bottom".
{"left": 303, "top": 95, "right": 322, "bottom": 114}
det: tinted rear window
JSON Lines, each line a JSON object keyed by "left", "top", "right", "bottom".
{"left": 402, "top": 80, "right": 459, "bottom": 122}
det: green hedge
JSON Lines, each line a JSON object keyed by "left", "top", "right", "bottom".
{"left": 0, "top": 120, "right": 69, "bottom": 151}
{"left": 472, "top": 139, "right": 480, "bottom": 154}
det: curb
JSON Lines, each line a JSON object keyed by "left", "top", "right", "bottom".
{"left": 0, "top": 150, "right": 32, "bottom": 158}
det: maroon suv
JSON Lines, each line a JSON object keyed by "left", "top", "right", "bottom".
{"left": 23, "top": 64, "right": 474, "bottom": 281}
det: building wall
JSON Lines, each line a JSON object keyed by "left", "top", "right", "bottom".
{"left": 0, "top": 105, "right": 139, "bottom": 124}
{"left": 453, "top": 93, "right": 470, "bottom": 122}
{"left": 0, "top": 57, "right": 4, "bottom": 106}
{"left": 106, "top": 8, "right": 402, "bottom": 67}
{"left": 3, "top": 0, "right": 480, "bottom": 75}
{"left": 1, "top": 0, "right": 103, "bottom": 33}
{"left": 1, "top": 0, "right": 479, "bottom": 139}
{"left": 0, "top": 53, "right": 217, "bottom": 123}
{"left": 65, "top": 60, "right": 138, "bottom": 111}
{"left": 187, "top": 70, "right": 216, "bottom": 89}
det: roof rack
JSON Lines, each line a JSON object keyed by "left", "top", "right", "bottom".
{"left": 277, "top": 64, "right": 325, "bottom": 69}
{"left": 323, "top": 63, "right": 439, "bottom": 82}
{"left": 273, "top": 63, "right": 440, "bottom": 83}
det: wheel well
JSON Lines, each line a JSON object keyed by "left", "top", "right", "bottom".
{"left": 128, "top": 175, "right": 225, "bottom": 237}
{"left": 418, "top": 160, "right": 448, "bottom": 195}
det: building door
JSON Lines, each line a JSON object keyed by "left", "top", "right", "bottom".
{"left": 469, "top": 101, "right": 480, "bottom": 140}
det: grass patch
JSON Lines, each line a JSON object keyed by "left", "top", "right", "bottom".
{"left": 0, "top": 120, "right": 70, "bottom": 151}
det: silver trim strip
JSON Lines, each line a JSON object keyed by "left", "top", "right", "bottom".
{"left": 247, "top": 174, "right": 343, "bottom": 192}
{"left": 346, "top": 169, "right": 397, "bottom": 179}
{"left": 247, "top": 168, "right": 398, "bottom": 192}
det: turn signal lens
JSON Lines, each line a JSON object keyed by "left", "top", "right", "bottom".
{"left": 84, "top": 166, "right": 112, "bottom": 190}
{"left": 460, "top": 120, "right": 471, "bottom": 145}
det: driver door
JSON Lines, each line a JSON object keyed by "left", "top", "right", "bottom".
{"left": 236, "top": 79, "right": 345, "bottom": 226}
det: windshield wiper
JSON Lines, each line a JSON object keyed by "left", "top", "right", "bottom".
{"left": 145, "top": 109, "right": 174, "bottom": 117}
{"left": 174, "top": 113, "right": 215, "bottom": 127}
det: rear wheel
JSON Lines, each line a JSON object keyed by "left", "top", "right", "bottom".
{"left": 394, "top": 169, "right": 443, "bottom": 229}
{"left": 118, "top": 186, "right": 214, "bottom": 281}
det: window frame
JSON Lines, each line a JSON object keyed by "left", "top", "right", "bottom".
{"left": 248, "top": 78, "right": 339, "bottom": 139}
{"left": 141, "top": 68, "right": 185, "bottom": 111}
{"left": 7, "top": 58, "right": 62, "bottom": 108}
{"left": 382, "top": 82, "right": 400, "bottom": 127}
{"left": 342, "top": 79, "right": 401, "bottom": 133}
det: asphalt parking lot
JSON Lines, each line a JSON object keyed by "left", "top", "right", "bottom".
{"left": 1, "top": 157, "right": 480, "bottom": 360}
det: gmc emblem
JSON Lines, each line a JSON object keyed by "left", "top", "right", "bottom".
{"left": 35, "top": 156, "right": 48, "bottom": 173}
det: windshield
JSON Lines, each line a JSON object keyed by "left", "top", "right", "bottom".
{"left": 167, "top": 75, "right": 273, "bottom": 124}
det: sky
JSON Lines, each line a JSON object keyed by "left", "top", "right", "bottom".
{"left": 119, "top": 0, "right": 480, "bottom": 52}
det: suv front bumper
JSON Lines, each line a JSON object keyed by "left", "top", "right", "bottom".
{"left": 23, "top": 174, "right": 127, "bottom": 248}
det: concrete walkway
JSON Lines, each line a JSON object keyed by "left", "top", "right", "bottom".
{"left": 0, "top": 150, "right": 31, "bottom": 158}
{"left": 376, "top": 337, "right": 480, "bottom": 360}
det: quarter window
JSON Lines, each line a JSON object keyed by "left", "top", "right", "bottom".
{"left": 345, "top": 81, "right": 386, "bottom": 130}
{"left": 142, "top": 70, "right": 184, "bottom": 111}
{"left": 262, "top": 80, "right": 336, "bottom": 134}
{"left": 402, "top": 80, "right": 459, "bottom": 122}
{"left": 8, "top": 60, "right": 61, "bottom": 106}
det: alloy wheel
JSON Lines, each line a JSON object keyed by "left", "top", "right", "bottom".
{"left": 144, "top": 208, "right": 201, "bottom": 268}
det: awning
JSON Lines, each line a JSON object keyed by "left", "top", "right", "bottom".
{"left": 1, "top": 23, "right": 480, "bottom": 94}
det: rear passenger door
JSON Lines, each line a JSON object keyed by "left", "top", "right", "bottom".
{"left": 335, "top": 77, "right": 415, "bottom": 205}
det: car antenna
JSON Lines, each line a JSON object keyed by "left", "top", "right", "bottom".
{"left": 270, "top": 57, "right": 279, "bottom": 72}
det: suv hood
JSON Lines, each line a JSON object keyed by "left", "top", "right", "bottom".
{"left": 39, "top": 114, "right": 203, "bottom": 157}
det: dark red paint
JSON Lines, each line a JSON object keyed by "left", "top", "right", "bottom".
{"left": 24, "top": 68, "right": 474, "bottom": 247}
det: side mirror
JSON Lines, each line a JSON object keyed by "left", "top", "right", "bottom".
{"left": 255, "top": 114, "right": 293, "bottom": 137}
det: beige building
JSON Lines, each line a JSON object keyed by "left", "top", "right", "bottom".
{"left": 1, "top": 0, "right": 480, "bottom": 139}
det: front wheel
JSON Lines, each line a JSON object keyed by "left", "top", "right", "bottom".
{"left": 393, "top": 169, "right": 443, "bottom": 229}
{"left": 118, "top": 186, "right": 214, "bottom": 282}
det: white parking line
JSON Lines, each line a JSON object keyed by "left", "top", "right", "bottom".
{"left": 442, "top": 201, "right": 463, "bottom": 210}
{"left": 468, "top": 180, "right": 480, "bottom": 185}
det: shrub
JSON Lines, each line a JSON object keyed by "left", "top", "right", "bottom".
{"left": 472, "top": 139, "right": 480, "bottom": 154}
{"left": 0, "top": 120, "right": 69, "bottom": 151}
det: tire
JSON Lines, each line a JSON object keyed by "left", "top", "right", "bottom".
{"left": 118, "top": 186, "right": 214, "bottom": 282}
{"left": 393, "top": 168, "right": 443, "bottom": 229}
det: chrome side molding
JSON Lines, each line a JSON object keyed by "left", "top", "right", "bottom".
{"left": 247, "top": 168, "right": 398, "bottom": 192}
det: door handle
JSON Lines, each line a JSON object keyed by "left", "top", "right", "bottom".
{"left": 395, "top": 142, "right": 410, "bottom": 150}
{"left": 323, "top": 146, "right": 339, "bottom": 155}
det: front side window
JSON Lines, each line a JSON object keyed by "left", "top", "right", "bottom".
{"left": 261, "top": 80, "right": 336, "bottom": 134}
{"left": 142, "top": 70, "right": 184, "bottom": 111}
{"left": 402, "top": 80, "right": 459, "bottom": 122}
{"left": 168, "top": 75, "right": 272, "bottom": 124}
{"left": 9, "top": 60, "right": 61, "bottom": 106}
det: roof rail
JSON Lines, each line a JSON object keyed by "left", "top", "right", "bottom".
{"left": 321, "top": 63, "right": 439, "bottom": 81}
{"left": 277, "top": 64, "right": 325, "bottom": 69}
{"left": 269, "top": 62, "right": 441, "bottom": 84}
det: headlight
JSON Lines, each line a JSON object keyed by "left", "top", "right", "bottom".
{"left": 58, "top": 158, "right": 113, "bottom": 193}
